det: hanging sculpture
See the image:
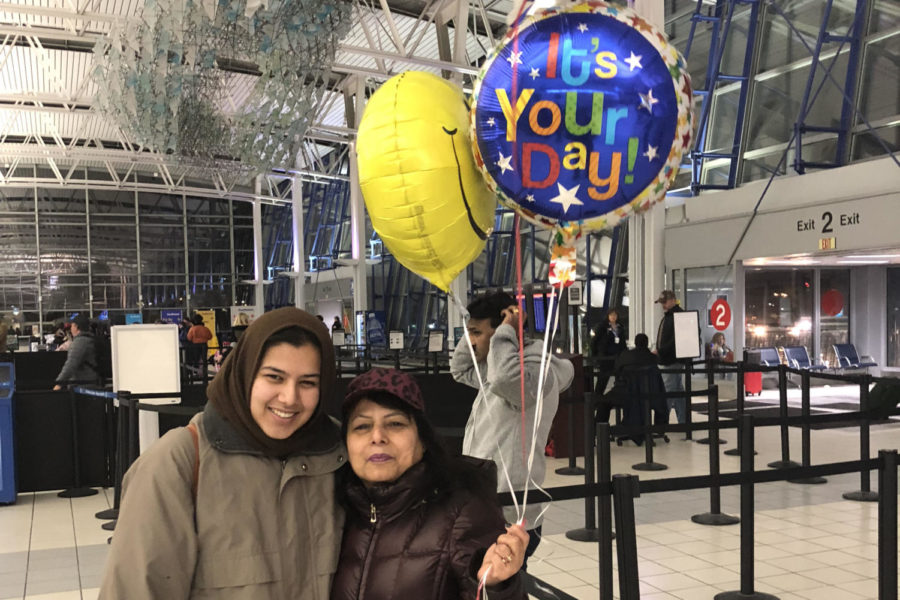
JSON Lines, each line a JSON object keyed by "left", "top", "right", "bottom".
{"left": 93, "top": 0, "right": 352, "bottom": 172}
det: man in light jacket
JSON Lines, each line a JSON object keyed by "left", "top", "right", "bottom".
{"left": 451, "top": 291, "right": 574, "bottom": 566}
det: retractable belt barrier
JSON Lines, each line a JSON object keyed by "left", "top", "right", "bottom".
{"left": 90, "top": 390, "right": 204, "bottom": 533}
{"left": 497, "top": 400, "right": 900, "bottom": 600}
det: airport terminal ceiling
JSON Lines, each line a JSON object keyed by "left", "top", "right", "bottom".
{"left": 0, "top": 0, "right": 897, "bottom": 328}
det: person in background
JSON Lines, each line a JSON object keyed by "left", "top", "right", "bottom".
{"left": 332, "top": 315, "right": 344, "bottom": 332}
{"left": 591, "top": 307, "right": 626, "bottom": 395}
{"left": 99, "top": 308, "right": 345, "bottom": 599}
{"left": 596, "top": 334, "right": 660, "bottom": 424}
{"left": 186, "top": 314, "right": 214, "bottom": 370}
{"left": 654, "top": 290, "right": 686, "bottom": 424}
{"left": 450, "top": 291, "right": 574, "bottom": 565}
{"left": 332, "top": 368, "right": 527, "bottom": 600}
{"left": 0, "top": 313, "right": 8, "bottom": 353}
{"left": 53, "top": 314, "right": 97, "bottom": 390}
{"left": 55, "top": 322, "right": 74, "bottom": 351}
{"left": 709, "top": 332, "right": 733, "bottom": 361}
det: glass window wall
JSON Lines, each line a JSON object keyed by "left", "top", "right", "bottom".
{"left": 888, "top": 268, "right": 900, "bottom": 368}
{"left": 744, "top": 269, "right": 814, "bottom": 353}
{"left": 818, "top": 269, "right": 850, "bottom": 367}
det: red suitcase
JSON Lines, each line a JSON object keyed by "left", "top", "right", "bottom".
{"left": 744, "top": 371, "right": 762, "bottom": 396}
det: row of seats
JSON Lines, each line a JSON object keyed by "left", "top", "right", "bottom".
{"left": 755, "top": 344, "right": 877, "bottom": 370}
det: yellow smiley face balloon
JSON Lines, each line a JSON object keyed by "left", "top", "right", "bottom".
{"left": 356, "top": 71, "right": 496, "bottom": 292}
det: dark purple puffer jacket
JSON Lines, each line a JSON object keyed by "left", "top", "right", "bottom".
{"left": 330, "top": 460, "right": 526, "bottom": 600}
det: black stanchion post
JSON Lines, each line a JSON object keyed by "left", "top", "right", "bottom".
{"left": 632, "top": 390, "right": 667, "bottom": 471}
{"left": 707, "top": 357, "right": 715, "bottom": 388}
{"left": 555, "top": 391, "right": 585, "bottom": 476}
{"left": 878, "top": 450, "right": 898, "bottom": 600}
{"left": 58, "top": 387, "right": 100, "bottom": 498}
{"left": 95, "top": 394, "right": 120, "bottom": 521}
{"left": 768, "top": 364, "right": 799, "bottom": 469}
{"left": 725, "top": 362, "right": 756, "bottom": 457}
{"left": 716, "top": 415, "right": 779, "bottom": 600}
{"left": 612, "top": 474, "right": 640, "bottom": 600}
{"left": 596, "top": 422, "right": 615, "bottom": 600}
{"left": 692, "top": 385, "right": 739, "bottom": 526}
{"left": 698, "top": 371, "right": 727, "bottom": 445}
{"left": 789, "top": 369, "right": 826, "bottom": 485}
{"left": 102, "top": 390, "right": 132, "bottom": 531}
{"left": 394, "top": 349, "right": 400, "bottom": 370}
{"left": 844, "top": 374, "right": 878, "bottom": 502}
{"left": 684, "top": 361, "right": 693, "bottom": 441}
{"left": 566, "top": 392, "right": 599, "bottom": 541}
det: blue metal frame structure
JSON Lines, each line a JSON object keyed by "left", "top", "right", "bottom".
{"left": 792, "top": 0, "right": 870, "bottom": 173}
{"left": 683, "top": 0, "right": 762, "bottom": 193}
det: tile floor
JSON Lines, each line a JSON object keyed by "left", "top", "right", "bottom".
{"left": 1, "top": 381, "right": 898, "bottom": 599}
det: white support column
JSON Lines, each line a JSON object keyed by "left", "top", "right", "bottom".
{"left": 291, "top": 176, "right": 305, "bottom": 311}
{"left": 447, "top": 0, "right": 471, "bottom": 335}
{"left": 253, "top": 176, "right": 265, "bottom": 316}
{"left": 349, "top": 76, "right": 369, "bottom": 334}
{"left": 448, "top": 273, "right": 468, "bottom": 337}
{"left": 451, "top": 0, "right": 468, "bottom": 86}
{"left": 629, "top": 0, "right": 667, "bottom": 343}
{"left": 632, "top": 0, "right": 664, "bottom": 29}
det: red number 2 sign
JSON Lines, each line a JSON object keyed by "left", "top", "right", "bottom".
{"left": 710, "top": 299, "right": 731, "bottom": 332}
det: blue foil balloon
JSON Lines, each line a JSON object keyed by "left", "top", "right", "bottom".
{"left": 470, "top": 1, "right": 693, "bottom": 232}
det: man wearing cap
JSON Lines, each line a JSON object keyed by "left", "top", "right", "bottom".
{"left": 53, "top": 314, "right": 98, "bottom": 390}
{"left": 451, "top": 290, "right": 574, "bottom": 565}
{"left": 654, "top": 290, "right": 686, "bottom": 423}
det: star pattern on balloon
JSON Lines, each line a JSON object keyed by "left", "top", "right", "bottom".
{"left": 487, "top": 117, "right": 496, "bottom": 127}
{"left": 549, "top": 183, "right": 583, "bottom": 213}
{"left": 470, "top": 0, "right": 692, "bottom": 233}
{"left": 624, "top": 52, "right": 643, "bottom": 71}
{"left": 496, "top": 152, "right": 514, "bottom": 174}
{"left": 639, "top": 89, "right": 658, "bottom": 112}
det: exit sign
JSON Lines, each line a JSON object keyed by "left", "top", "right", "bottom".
{"left": 819, "top": 237, "right": 837, "bottom": 250}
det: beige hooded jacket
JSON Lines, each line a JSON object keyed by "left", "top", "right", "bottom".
{"left": 99, "top": 409, "right": 345, "bottom": 599}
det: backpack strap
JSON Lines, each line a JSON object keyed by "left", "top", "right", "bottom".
{"left": 186, "top": 423, "right": 200, "bottom": 501}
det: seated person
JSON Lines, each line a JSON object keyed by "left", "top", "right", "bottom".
{"left": 596, "top": 334, "right": 667, "bottom": 433}
{"left": 709, "top": 332, "right": 733, "bottom": 362}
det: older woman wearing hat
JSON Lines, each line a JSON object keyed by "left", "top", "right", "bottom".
{"left": 100, "top": 307, "right": 345, "bottom": 599}
{"left": 331, "top": 368, "right": 528, "bottom": 600}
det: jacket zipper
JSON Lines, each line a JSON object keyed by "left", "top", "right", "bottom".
{"left": 357, "top": 504, "right": 380, "bottom": 600}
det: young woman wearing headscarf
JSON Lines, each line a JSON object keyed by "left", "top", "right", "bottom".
{"left": 100, "top": 307, "right": 345, "bottom": 599}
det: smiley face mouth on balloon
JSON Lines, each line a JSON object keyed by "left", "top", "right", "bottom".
{"left": 442, "top": 125, "right": 489, "bottom": 241}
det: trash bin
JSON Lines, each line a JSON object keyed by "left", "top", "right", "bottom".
{"left": 0, "top": 362, "right": 15, "bottom": 504}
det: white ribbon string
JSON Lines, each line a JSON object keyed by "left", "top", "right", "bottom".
{"left": 448, "top": 292, "right": 524, "bottom": 523}
{"left": 519, "top": 285, "right": 560, "bottom": 518}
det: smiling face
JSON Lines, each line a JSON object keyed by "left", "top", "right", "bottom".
{"left": 346, "top": 398, "right": 425, "bottom": 487}
{"left": 249, "top": 342, "right": 321, "bottom": 440}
